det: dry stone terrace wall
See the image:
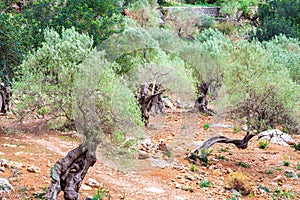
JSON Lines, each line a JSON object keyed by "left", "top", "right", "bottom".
{"left": 162, "top": 6, "right": 220, "bottom": 17}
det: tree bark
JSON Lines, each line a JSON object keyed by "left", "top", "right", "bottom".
{"left": 188, "top": 132, "right": 255, "bottom": 162}
{"left": 138, "top": 83, "right": 165, "bottom": 126}
{"left": 194, "top": 82, "right": 214, "bottom": 116}
{"left": 46, "top": 142, "right": 97, "bottom": 200}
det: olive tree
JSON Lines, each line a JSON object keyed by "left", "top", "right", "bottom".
{"left": 46, "top": 51, "right": 143, "bottom": 199}
{"left": 13, "top": 28, "right": 93, "bottom": 127}
{"left": 100, "top": 20, "right": 195, "bottom": 125}
{"left": 188, "top": 39, "right": 300, "bottom": 163}
{"left": 13, "top": 28, "right": 143, "bottom": 199}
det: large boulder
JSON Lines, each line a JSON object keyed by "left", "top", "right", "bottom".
{"left": 258, "top": 129, "right": 295, "bottom": 146}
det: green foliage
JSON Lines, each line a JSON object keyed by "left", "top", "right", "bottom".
{"left": 190, "top": 164, "right": 198, "bottom": 172}
{"left": 0, "top": 9, "right": 29, "bottom": 84}
{"left": 92, "top": 186, "right": 111, "bottom": 200}
{"left": 213, "top": 21, "right": 235, "bottom": 35}
{"left": 273, "top": 188, "right": 294, "bottom": 199}
{"left": 295, "top": 165, "right": 300, "bottom": 170}
{"left": 22, "top": 0, "right": 124, "bottom": 48}
{"left": 294, "top": 142, "right": 300, "bottom": 151}
{"left": 258, "top": 139, "right": 269, "bottom": 149}
{"left": 198, "top": 148, "right": 213, "bottom": 165}
{"left": 72, "top": 50, "right": 144, "bottom": 156}
{"left": 263, "top": 35, "right": 300, "bottom": 84}
{"left": 272, "top": 166, "right": 282, "bottom": 171}
{"left": 199, "top": 180, "right": 212, "bottom": 188}
{"left": 127, "top": 0, "right": 162, "bottom": 28}
{"left": 203, "top": 123, "right": 210, "bottom": 130}
{"left": 221, "top": 40, "right": 300, "bottom": 134}
{"left": 219, "top": 0, "right": 258, "bottom": 16}
{"left": 254, "top": 0, "right": 300, "bottom": 41}
{"left": 163, "top": 8, "right": 214, "bottom": 39}
{"left": 13, "top": 28, "right": 93, "bottom": 122}
{"left": 283, "top": 161, "right": 291, "bottom": 167}
{"left": 236, "top": 162, "right": 249, "bottom": 168}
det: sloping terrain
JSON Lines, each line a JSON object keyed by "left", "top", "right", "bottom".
{"left": 0, "top": 110, "right": 299, "bottom": 200}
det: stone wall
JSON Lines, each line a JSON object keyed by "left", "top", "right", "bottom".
{"left": 162, "top": 6, "right": 220, "bottom": 17}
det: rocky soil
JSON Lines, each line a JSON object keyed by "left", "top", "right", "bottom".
{"left": 0, "top": 110, "right": 299, "bottom": 200}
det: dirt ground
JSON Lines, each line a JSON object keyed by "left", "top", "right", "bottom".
{"left": 0, "top": 110, "right": 299, "bottom": 200}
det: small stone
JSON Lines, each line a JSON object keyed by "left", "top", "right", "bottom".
{"left": 27, "top": 166, "right": 41, "bottom": 173}
{"left": 2, "top": 144, "right": 17, "bottom": 148}
{"left": 143, "top": 187, "right": 165, "bottom": 194}
{"left": 138, "top": 150, "right": 150, "bottom": 159}
{"left": 175, "top": 182, "right": 182, "bottom": 189}
{"left": 80, "top": 184, "right": 92, "bottom": 191}
{"left": 85, "top": 178, "right": 100, "bottom": 188}
{"left": 0, "top": 159, "right": 9, "bottom": 168}
{"left": 185, "top": 174, "right": 195, "bottom": 181}
{"left": 0, "top": 152, "right": 4, "bottom": 156}
{"left": 273, "top": 175, "right": 284, "bottom": 186}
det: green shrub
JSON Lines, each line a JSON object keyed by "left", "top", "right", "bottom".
{"left": 203, "top": 123, "right": 210, "bottom": 130}
{"left": 254, "top": 0, "right": 300, "bottom": 41}
{"left": 200, "top": 180, "right": 212, "bottom": 188}
{"left": 213, "top": 21, "right": 235, "bottom": 35}
{"left": 220, "top": 40, "right": 300, "bottom": 134}
{"left": 237, "top": 162, "right": 249, "bottom": 168}
{"left": 13, "top": 28, "right": 93, "bottom": 124}
{"left": 258, "top": 139, "right": 269, "bottom": 149}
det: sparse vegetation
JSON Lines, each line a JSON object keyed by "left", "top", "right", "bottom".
{"left": 226, "top": 172, "right": 252, "bottom": 196}
{"left": 272, "top": 188, "right": 294, "bottom": 199}
{"left": 92, "top": 186, "right": 111, "bottom": 200}
{"left": 237, "top": 162, "right": 250, "bottom": 168}
{"left": 258, "top": 139, "right": 269, "bottom": 149}
{"left": 200, "top": 180, "right": 212, "bottom": 188}
{"left": 264, "top": 169, "right": 274, "bottom": 175}
{"left": 203, "top": 123, "right": 210, "bottom": 130}
{"left": 190, "top": 164, "right": 198, "bottom": 172}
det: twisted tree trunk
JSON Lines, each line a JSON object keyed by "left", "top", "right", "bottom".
{"left": 46, "top": 141, "right": 97, "bottom": 200}
{"left": 138, "top": 83, "right": 165, "bottom": 126}
{"left": 194, "top": 82, "right": 214, "bottom": 116}
{"left": 188, "top": 132, "right": 255, "bottom": 163}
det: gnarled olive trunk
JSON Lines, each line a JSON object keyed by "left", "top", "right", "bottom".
{"left": 188, "top": 132, "right": 255, "bottom": 163}
{"left": 138, "top": 83, "right": 165, "bottom": 126}
{"left": 194, "top": 82, "right": 214, "bottom": 116}
{"left": 46, "top": 141, "right": 97, "bottom": 200}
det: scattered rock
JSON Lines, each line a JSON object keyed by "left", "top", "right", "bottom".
{"left": 273, "top": 175, "right": 284, "bottom": 186}
{"left": 0, "top": 178, "right": 14, "bottom": 195}
{"left": 0, "top": 152, "right": 4, "bottom": 156}
{"left": 184, "top": 174, "right": 195, "bottom": 181}
{"left": 163, "top": 98, "right": 174, "bottom": 108}
{"left": 138, "top": 150, "right": 150, "bottom": 159}
{"left": 139, "top": 138, "right": 152, "bottom": 150}
{"left": 284, "top": 170, "right": 298, "bottom": 179}
{"left": 143, "top": 187, "right": 165, "bottom": 194}
{"left": 27, "top": 166, "right": 41, "bottom": 173}
{"left": 85, "top": 178, "right": 101, "bottom": 188}
{"left": 2, "top": 143, "right": 17, "bottom": 148}
{"left": 258, "top": 129, "right": 295, "bottom": 146}
{"left": 0, "top": 159, "right": 9, "bottom": 168}
{"left": 210, "top": 124, "right": 234, "bottom": 128}
{"left": 80, "top": 184, "right": 92, "bottom": 191}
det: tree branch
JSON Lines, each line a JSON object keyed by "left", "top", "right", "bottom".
{"left": 188, "top": 132, "right": 255, "bottom": 161}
